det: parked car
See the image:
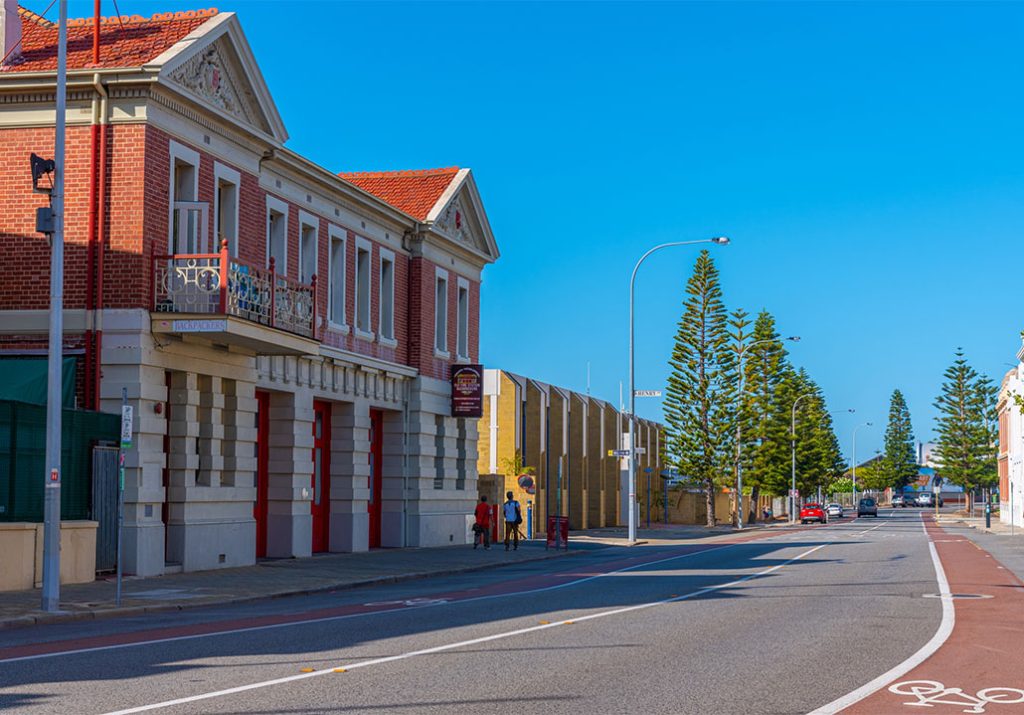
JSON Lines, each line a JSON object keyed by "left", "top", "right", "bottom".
{"left": 891, "top": 494, "right": 905, "bottom": 508}
{"left": 826, "top": 503, "right": 843, "bottom": 518}
{"left": 857, "top": 497, "right": 878, "bottom": 517}
{"left": 916, "top": 492, "right": 943, "bottom": 508}
{"left": 800, "top": 503, "right": 827, "bottom": 524}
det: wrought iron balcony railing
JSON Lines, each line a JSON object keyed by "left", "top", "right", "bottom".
{"left": 153, "top": 241, "right": 317, "bottom": 340}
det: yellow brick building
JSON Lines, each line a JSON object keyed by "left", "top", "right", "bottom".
{"left": 477, "top": 370, "right": 663, "bottom": 536}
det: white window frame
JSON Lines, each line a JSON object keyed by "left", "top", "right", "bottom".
{"left": 212, "top": 162, "right": 240, "bottom": 256}
{"left": 327, "top": 225, "right": 349, "bottom": 333}
{"left": 298, "top": 210, "right": 319, "bottom": 285}
{"left": 434, "top": 267, "right": 449, "bottom": 359}
{"left": 354, "top": 236, "right": 374, "bottom": 341}
{"left": 265, "top": 195, "right": 289, "bottom": 274}
{"left": 168, "top": 140, "right": 201, "bottom": 254}
{"left": 456, "top": 276, "right": 470, "bottom": 361}
{"left": 378, "top": 248, "right": 396, "bottom": 347}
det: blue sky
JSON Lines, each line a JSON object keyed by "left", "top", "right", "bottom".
{"left": 63, "top": 0, "right": 1024, "bottom": 461}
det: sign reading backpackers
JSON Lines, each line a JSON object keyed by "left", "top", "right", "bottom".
{"left": 451, "top": 364, "right": 484, "bottom": 418}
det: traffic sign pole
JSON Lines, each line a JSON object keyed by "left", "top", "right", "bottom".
{"left": 117, "top": 388, "right": 132, "bottom": 607}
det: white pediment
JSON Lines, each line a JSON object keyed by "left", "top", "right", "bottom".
{"left": 154, "top": 13, "right": 288, "bottom": 142}
{"left": 427, "top": 172, "right": 500, "bottom": 261}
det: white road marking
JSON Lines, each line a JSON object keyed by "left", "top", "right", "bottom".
{"left": 0, "top": 540, "right": 759, "bottom": 664}
{"left": 888, "top": 680, "right": 1024, "bottom": 713}
{"left": 100, "top": 542, "right": 829, "bottom": 715}
{"left": 807, "top": 513, "right": 954, "bottom": 714}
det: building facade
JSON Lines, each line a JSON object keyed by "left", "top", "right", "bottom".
{"left": 998, "top": 357, "right": 1023, "bottom": 528}
{"left": 477, "top": 369, "right": 663, "bottom": 535}
{"left": 0, "top": 7, "right": 499, "bottom": 575}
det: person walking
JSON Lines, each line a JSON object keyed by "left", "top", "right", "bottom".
{"left": 473, "top": 495, "right": 491, "bottom": 550}
{"left": 503, "top": 491, "right": 522, "bottom": 551}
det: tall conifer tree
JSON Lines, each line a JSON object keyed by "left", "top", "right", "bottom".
{"left": 743, "top": 311, "right": 791, "bottom": 521}
{"left": 933, "top": 350, "right": 998, "bottom": 506}
{"left": 664, "top": 250, "right": 734, "bottom": 527}
{"left": 879, "top": 389, "right": 918, "bottom": 490}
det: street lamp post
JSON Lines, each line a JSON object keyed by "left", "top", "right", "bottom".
{"left": 852, "top": 422, "right": 873, "bottom": 506}
{"left": 735, "top": 336, "right": 800, "bottom": 530}
{"left": 628, "top": 236, "right": 730, "bottom": 544}
{"left": 790, "top": 393, "right": 815, "bottom": 524}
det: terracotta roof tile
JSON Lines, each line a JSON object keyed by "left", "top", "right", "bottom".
{"left": 3, "top": 7, "right": 217, "bottom": 73}
{"left": 339, "top": 167, "right": 461, "bottom": 221}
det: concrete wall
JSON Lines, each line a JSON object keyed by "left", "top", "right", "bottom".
{"left": 0, "top": 521, "right": 97, "bottom": 592}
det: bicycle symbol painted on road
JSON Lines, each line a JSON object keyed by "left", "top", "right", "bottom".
{"left": 888, "top": 680, "right": 1024, "bottom": 713}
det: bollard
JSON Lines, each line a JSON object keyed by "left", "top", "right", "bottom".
{"left": 985, "top": 501, "right": 992, "bottom": 529}
{"left": 527, "top": 501, "right": 533, "bottom": 540}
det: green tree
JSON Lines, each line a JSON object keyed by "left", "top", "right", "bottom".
{"left": 725, "top": 308, "right": 752, "bottom": 525}
{"left": 777, "top": 368, "right": 845, "bottom": 501}
{"left": 741, "top": 310, "right": 792, "bottom": 522}
{"left": 878, "top": 389, "right": 918, "bottom": 490}
{"left": 933, "top": 350, "right": 998, "bottom": 506}
{"left": 664, "top": 250, "right": 735, "bottom": 527}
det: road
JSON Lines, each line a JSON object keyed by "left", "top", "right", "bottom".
{"left": 1, "top": 509, "right": 1021, "bottom": 715}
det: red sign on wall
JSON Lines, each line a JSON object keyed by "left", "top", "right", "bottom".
{"left": 451, "top": 364, "right": 484, "bottom": 418}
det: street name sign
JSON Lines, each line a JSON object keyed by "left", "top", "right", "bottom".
{"left": 634, "top": 390, "right": 662, "bottom": 397}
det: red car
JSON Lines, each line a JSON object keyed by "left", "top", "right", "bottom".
{"left": 800, "top": 503, "right": 827, "bottom": 524}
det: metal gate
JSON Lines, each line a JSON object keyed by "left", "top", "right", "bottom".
{"left": 91, "top": 445, "right": 119, "bottom": 572}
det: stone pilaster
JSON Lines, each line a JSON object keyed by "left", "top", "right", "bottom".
{"left": 266, "top": 389, "right": 314, "bottom": 558}
{"left": 329, "top": 400, "right": 370, "bottom": 552}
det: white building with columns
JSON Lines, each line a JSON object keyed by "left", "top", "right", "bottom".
{"left": 998, "top": 351, "right": 1024, "bottom": 529}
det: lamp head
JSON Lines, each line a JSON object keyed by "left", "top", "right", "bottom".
{"left": 710, "top": 236, "right": 730, "bottom": 245}
{"left": 786, "top": 336, "right": 801, "bottom": 342}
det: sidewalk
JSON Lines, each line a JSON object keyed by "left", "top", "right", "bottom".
{"left": 0, "top": 540, "right": 578, "bottom": 631}
{"left": 936, "top": 512, "right": 1024, "bottom": 537}
{"left": 0, "top": 519, "right": 788, "bottom": 632}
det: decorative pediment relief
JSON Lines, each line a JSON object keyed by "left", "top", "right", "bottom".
{"left": 167, "top": 38, "right": 269, "bottom": 133}
{"left": 434, "top": 193, "right": 487, "bottom": 254}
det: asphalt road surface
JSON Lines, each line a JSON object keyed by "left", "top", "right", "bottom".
{"left": 0, "top": 510, "right": 955, "bottom": 714}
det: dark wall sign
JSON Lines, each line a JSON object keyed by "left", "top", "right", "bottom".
{"left": 451, "top": 364, "right": 484, "bottom": 418}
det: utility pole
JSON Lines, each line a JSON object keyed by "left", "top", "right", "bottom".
{"left": 42, "top": 0, "right": 68, "bottom": 613}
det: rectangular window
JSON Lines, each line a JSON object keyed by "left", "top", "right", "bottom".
{"left": 266, "top": 196, "right": 288, "bottom": 273}
{"left": 434, "top": 269, "right": 448, "bottom": 355}
{"left": 299, "top": 211, "right": 318, "bottom": 284}
{"left": 213, "top": 163, "right": 240, "bottom": 255}
{"left": 456, "top": 277, "right": 469, "bottom": 360}
{"left": 355, "top": 239, "right": 372, "bottom": 336}
{"left": 168, "top": 141, "right": 203, "bottom": 254}
{"left": 379, "top": 250, "right": 395, "bottom": 343}
{"left": 328, "top": 227, "right": 346, "bottom": 328}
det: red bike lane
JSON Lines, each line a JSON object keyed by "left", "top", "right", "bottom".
{"left": 841, "top": 516, "right": 1024, "bottom": 714}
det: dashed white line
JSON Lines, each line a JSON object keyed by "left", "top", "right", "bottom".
{"left": 101, "top": 542, "right": 829, "bottom": 715}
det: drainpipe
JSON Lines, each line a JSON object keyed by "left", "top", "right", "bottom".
{"left": 402, "top": 378, "right": 410, "bottom": 548}
{"left": 84, "top": 83, "right": 99, "bottom": 409}
{"left": 92, "top": 72, "right": 108, "bottom": 410}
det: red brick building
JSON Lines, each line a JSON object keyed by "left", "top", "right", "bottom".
{"left": 0, "top": 6, "right": 499, "bottom": 575}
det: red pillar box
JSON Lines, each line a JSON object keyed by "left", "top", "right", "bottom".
{"left": 547, "top": 515, "right": 569, "bottom": 550}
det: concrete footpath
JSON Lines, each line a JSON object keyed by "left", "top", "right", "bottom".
{"left": 0, "top": 521, "right": 781, "bottom": 632}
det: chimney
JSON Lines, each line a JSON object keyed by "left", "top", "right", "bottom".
{"left": 1, "top": 0, "right": 22, "bottom": 67}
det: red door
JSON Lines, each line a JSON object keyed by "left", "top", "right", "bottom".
{"left": 254, "top": 390, "right": 270, "bottom": 558}
{"left": 311, "top": 400, "right": 332, "bottom": 553}
{"left": 368, "top": 409, "right": 383, "bottom": 548}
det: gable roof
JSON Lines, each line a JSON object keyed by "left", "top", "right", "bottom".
{"left": 339, "top": 167, "right": 461, "bottom": 221}
{"left": 4, "top": 7, "right": 218, "bottom": 73}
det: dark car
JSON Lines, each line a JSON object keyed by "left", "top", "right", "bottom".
{"left": 800, "top": 503, "right": 827, "bottom": 524}
{"left": 857, "top": 497, "right": 878, "bottom": 517}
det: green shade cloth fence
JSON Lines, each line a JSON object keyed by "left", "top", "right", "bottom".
{"left": 0, "top": 399, "right": 119, "bottom": 522}
{"left": 0, "top": 357, "right": 77, "bottom": 408}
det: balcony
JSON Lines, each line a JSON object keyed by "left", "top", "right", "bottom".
{"left": 151, "top": 241, "right": 319, "bottom": 356}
